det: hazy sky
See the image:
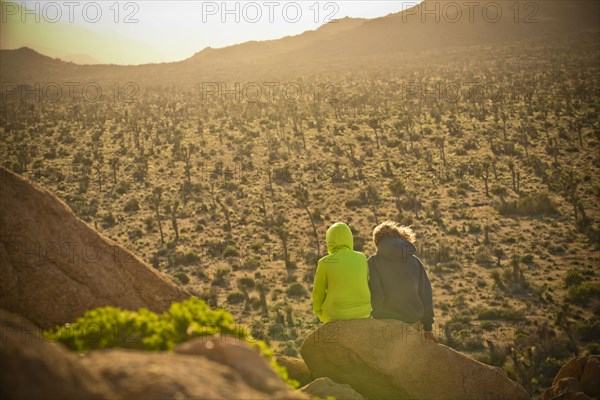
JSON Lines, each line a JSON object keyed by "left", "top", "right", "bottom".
{"left": 0, "top": 0, "right": 423, "bottom": 64}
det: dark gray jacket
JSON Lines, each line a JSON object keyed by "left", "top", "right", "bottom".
{"left": 367, "top": 236, "right": 434, "bottom": 331}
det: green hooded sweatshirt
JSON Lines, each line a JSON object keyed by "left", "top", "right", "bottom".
{"left": 312, "top": 222, "right": 371, "bottom": 323}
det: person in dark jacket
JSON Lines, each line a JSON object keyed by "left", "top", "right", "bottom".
{"left": 368, "top": 221, "right": 438, "bottom": 343}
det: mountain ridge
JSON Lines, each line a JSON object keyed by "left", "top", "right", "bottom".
{"left": 1, "top": 1, "right": 598, "bottom": 84}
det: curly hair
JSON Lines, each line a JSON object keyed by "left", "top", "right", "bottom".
{"left": 372, "top": 221, "right": 416, "bottom": 248}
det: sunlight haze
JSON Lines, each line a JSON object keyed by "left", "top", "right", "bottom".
{"left": 1, "top": 0, "right": 423, "bottom": 64}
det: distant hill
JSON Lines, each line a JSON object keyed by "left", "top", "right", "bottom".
{"left": 1, "top": 0, "right": 598, "bottom": 85}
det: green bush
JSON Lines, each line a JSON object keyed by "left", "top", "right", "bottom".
{"left": 124, "top": 198, "right": 140, "bottom": 212}
{"left": 521, "top": 254, "right": 534, "bottom": 264}
{"left": 477, "top": 307, "right": 524, "bottom": 321}
{"left": 238, "top": 277, "right": 255, "bottom": 290}
{"left": 345, "top": 198, "right": 363, "bottom": 208}
{"left": 223, "top": 245, "right": 239, "bottom": 258}
{"left": 286, "top": 283, "right": 308, "bottom": 298}
{"left": 567, "top": 283, "right": 600, "bottom": 305}
{"left": 174, "top": 252, "right": 200, "bottom": 266}
{"left": 243, "top": 255, "right": 261, "bottom": 270}
{"left": 174, "top": 272, "right": 190, "bottom": 285}
{"left": 576, "top": 320, "right": 600, "bottom": 342}
{"left": 100, "top": 213, "right": 116, "bottom": 228}
{"left": 497, "top": 192, "right": 558, "bottom": 217}
{"left": 227, "top": 292, "right": 245, "bottom": 304}
{"left": 564, "top": 270, "right": 585, "bottom": 287}
{"left": 45, "top": 298, "right": 298, "bottom": 388}
{"left": 45, "top": 298, "right": 239, "bottom": 351}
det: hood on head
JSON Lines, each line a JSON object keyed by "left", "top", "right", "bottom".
{"left": 326, "top": 222, "right": 354, "bottom": 254}
{"left": 377, "top": 236, "right": 417, "bottom": 261}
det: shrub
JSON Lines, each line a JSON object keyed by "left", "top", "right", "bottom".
{"left": 286, "top": 283, "right": 308, "bottom": 298}
{"left": 211, "top": 268, "right": 230, "bottom": 287}
{"left": 115, "top": 181, "right": 131, "bottom": 195}
{"left": 477, "top": 307, "right": 524, "bottom": 321}
{"left": 174, "top": 272, "right": 189, "bottom": 285}
{"left": 174, "top": 252, "right": 200, "bottom": 266}
{"left": 223, "top": 245, "right": 239, "bottom": 258}
{"left": 243, "top": 255, "right": 261, "bottom": 270}
{"left": 345, "top": 198, "right": 363, "bottom": 208}
{"left": 498, "top": 192, "right": 558, "bottom": 216}
{"left": 566, "top": 283, "right": 600, "bottom": 305}
{"left": 45, "top": 298, "right": 298, "bottom": 388}
{"left": 521, "top": 254, "right": 534, "bottom": 264}
{"left": 490, "top": 185, "right": 508, "bottom": 197}
{"left": 563, "top": 270, "right": 585, "bottom": 287}
{"left": 46, "top": 298, "right": 242, "bottom": 351}
{"left": 128, "top": 229, "right": 143, "bottom": 240}
{"left": 124, "top": 198, "right": 140, "bottom": 212}
{"left": 238, "top": 277, "right": 255, "bottom": 290}
{"left": 100, "top": 213, "right": 116, "bottom": 228}
{"left": 576, "top": 320, "right": 600, "bottom": 342}
{"left": 227, "top": 292, "right": 245, "bottom": 304}
{"left": 475, "top": 249, "right": 494, "bottom": 267}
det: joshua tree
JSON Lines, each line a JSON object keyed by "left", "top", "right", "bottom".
{"left": 109, "top": 157, "right": 119, "bottom": 185}
{"left": 434, "top": 135, "right": 447, "bottom": 166}
{"left": 493, "top": 246, "right": 504, "bottom": 267}
{"left": 500, "top": 111, "right": 509, "bottom": 141}
{"left": 215, "top": 196, "right": 232, "bottom": 232}
{"left": 482, "top": 160, "right": 490, "bottom": 197}
{"left": 293, "top": 185, "right": 320, "bottom": 261}
{"left": 388, "top": 178, "right": 406, "bottom": 201}
{"left": 259, "top": 194, "right": 269, "bottom": 225}
{"left": 165, "top": 200, "right": 180, "bottom": 241}
{"left": 561, "top": 171, "right": 588, "bottom": 227}
{"left": 273, "top": 214, "right": 293, "bottom": 274}
{"left": 362, "top": 184, "right": 380, "bottom": 225}
{"left": 94, "top": 161, "right": 103, "bottom": 193}
{"left": 367, "top": 116, "right": 381, "bottom": 149}
{"left": 507, "top": 160, "right": 520, "bottom": 193}
{"left": 256, "top": 281, "right": 268, "bottom": 315}
{"left": 209, "top": 182, "right": 217, "bottom": 209}
{"left": 182, "top": 143, "right": 196, "bottom": 183}
{"left": 405, "top": 192, "right": 422, "bottom": 219}
{"left": 16, "top": 144, "right": 31, "bottom": 173}
{"left": 511, "top": 255, "right": 525, "bottom": 289}
{"left": 285, "top": 305, "right": 294, "bottom": 327}
{"left": 148, "top": 187, "right": 164, "bottom": 246}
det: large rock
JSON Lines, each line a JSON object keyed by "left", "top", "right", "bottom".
{"left": 1, "top": 309, "right": 307, "bottom": 399}
{"left": 301, "top": 319, "right": 530, "bottom": 400}
{"left": 542, "top": 356, "right": 600, "bottom": 400}
{"left": 0, "top": 310, "right": 115, "bottom": 399}
{"left": 82, "top": 347, "right": 306, "bottom": 400}
{"left": 174, "top": 336, "right": 293, "bottom": 396}
{"left": 300, "top": 377, "right": 365, "bottom": 400}
{"left": 277, "top": 355, "right": 313, "bottom": 387}
{"left": 0, "top": 167, "right": 188, "bottom": 328}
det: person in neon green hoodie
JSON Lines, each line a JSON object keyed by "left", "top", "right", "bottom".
{"left": 312, "top": 222, "right": 372, "bottom": 323}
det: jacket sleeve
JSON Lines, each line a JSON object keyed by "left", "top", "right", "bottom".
{"left": 416, "top": 257, "right": 434, "bottom": 331}
{"left": 312, "top": 261, "right": 327, "bottom": 322}
{"left": 368, "top": 257, "right": 385, "bottom": 318}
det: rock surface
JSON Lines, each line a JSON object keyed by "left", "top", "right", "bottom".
{"left": 1, "top": 309, "right": 306, "bottom": 399}
{"left": 0, "top": 310, "right": 115, "bottom": 399}
{"left": 82, "top": 347, "right": 305, "bottom": 400}
{"left": 542, "top": 356, "right": 600, "bottom": 400}
{"left": 301, "top": 319, "right": 530, "bottom": 400}
{"left": 0, "top": 167, "right": 188, "bottom": 328}
{"left": 276, "top": 355, "right": 313, "bottom": 387}
{"left": 300, "top": 377, "right": 365, "bottom": 400}
{"left": 174, "top": 336, "right": 292, "bottom": 396}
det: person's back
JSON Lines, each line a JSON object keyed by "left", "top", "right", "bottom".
{"left": 368, "top": 221, "right": 435, "bottom": 338}
{"left": 312, "top": 222, "right": 371, "bottom": 323}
